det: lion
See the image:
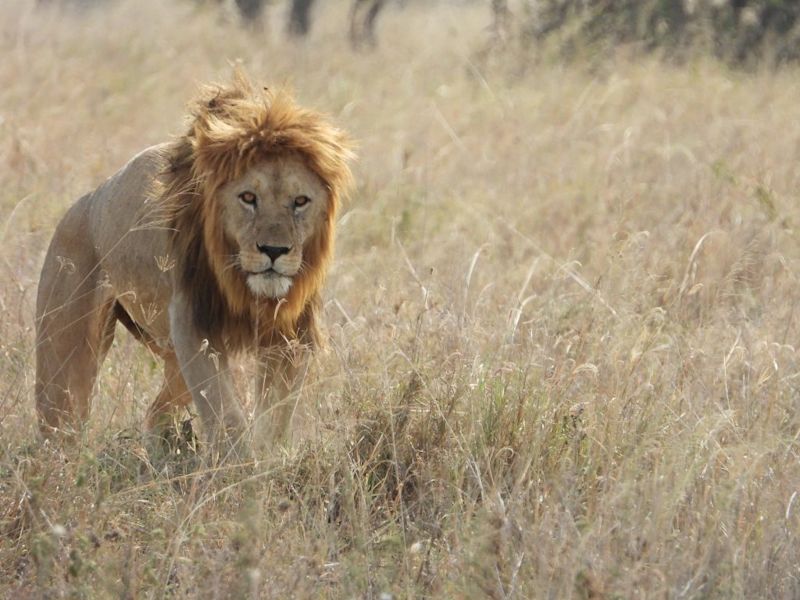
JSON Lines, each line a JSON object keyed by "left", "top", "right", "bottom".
{"left": 34, "top": 70, "right": 354, "bottom": 461}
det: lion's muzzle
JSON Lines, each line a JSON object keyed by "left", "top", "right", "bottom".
{"left": 246, "top": 269, "right": 293, "bottom": 298}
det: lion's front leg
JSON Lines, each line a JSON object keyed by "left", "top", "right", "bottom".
{"left": 168, "top": 294, "right": 251, "bottom": 463}
{"left": 253, "top": 342, "right": 309, "bottom": 449}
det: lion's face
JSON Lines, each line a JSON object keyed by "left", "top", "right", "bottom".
{"left": 218, "top": 153, "right": 328, "bottom": 299}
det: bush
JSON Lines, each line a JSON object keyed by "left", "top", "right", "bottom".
{"left": 522, "top": 0, "right": 800, "bottom": 65}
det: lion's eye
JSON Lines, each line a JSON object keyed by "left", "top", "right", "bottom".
{"left": 239, "top": 191, "right": 257, "bottom": 206}
{"left": 293, "top": 195, "right": 311, "bottom": 209}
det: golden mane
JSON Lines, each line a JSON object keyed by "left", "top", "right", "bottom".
{"left": 158, "top": 70, "right": 355, "bottom": 351}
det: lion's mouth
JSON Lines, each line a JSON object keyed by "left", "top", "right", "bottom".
{"left": 249, "top": 267, "right": 282, "bottom": 277}
{"left": 245, "top": 268, "right": 293, "bottom": 298}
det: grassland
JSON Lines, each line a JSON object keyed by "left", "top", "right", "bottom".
{"left": 1, "top": 1, "right": 800, "bottom": 597}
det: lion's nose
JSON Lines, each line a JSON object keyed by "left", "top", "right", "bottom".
{"left": 257, "top": 244, "right": 292, "bottom": 262}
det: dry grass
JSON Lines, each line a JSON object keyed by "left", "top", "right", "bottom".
{"left": 2, "top": 0, "right": 800, "bottom": 597}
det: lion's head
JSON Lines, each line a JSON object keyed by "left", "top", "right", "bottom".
{"left": 217, "top": 152, "right": 329, "bottom": 300}
{"left": 158, "top": 70, "right": 355, "bottom": 349}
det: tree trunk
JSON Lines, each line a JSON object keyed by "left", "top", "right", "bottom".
{"left": 288, "top": 0, "right": 316, "bottom": 36}
{"left": 350, "top": 0, "right": 387, "bottom": 49}
{"left": 235, "top": 0, "right": 264, "bottom": 22}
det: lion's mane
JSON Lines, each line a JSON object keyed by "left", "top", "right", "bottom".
{"left": 157, "top": 71, "right": 354, "bottom": 350}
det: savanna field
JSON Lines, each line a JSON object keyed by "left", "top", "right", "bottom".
{"left": 2, "top": 1, "right": 800, "bottom": 597}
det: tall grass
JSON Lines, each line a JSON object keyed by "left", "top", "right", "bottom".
{"left": 1, "top": 1, "right": 799, "bottom": 597}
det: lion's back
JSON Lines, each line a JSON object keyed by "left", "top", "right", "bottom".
{"left": 89, "top": 144, "right": 176, "bottom": 337}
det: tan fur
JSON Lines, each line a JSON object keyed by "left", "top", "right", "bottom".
{"left": 34, "top": 70, "right": 354, "bottom": 458}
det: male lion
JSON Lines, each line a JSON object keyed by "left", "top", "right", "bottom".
{"left": 35, "top": 71, "right": 354, "bottom": 460}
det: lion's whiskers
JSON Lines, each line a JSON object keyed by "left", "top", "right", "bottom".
{"left": 221, "top": 254, "right": 242, "bottom": 275}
